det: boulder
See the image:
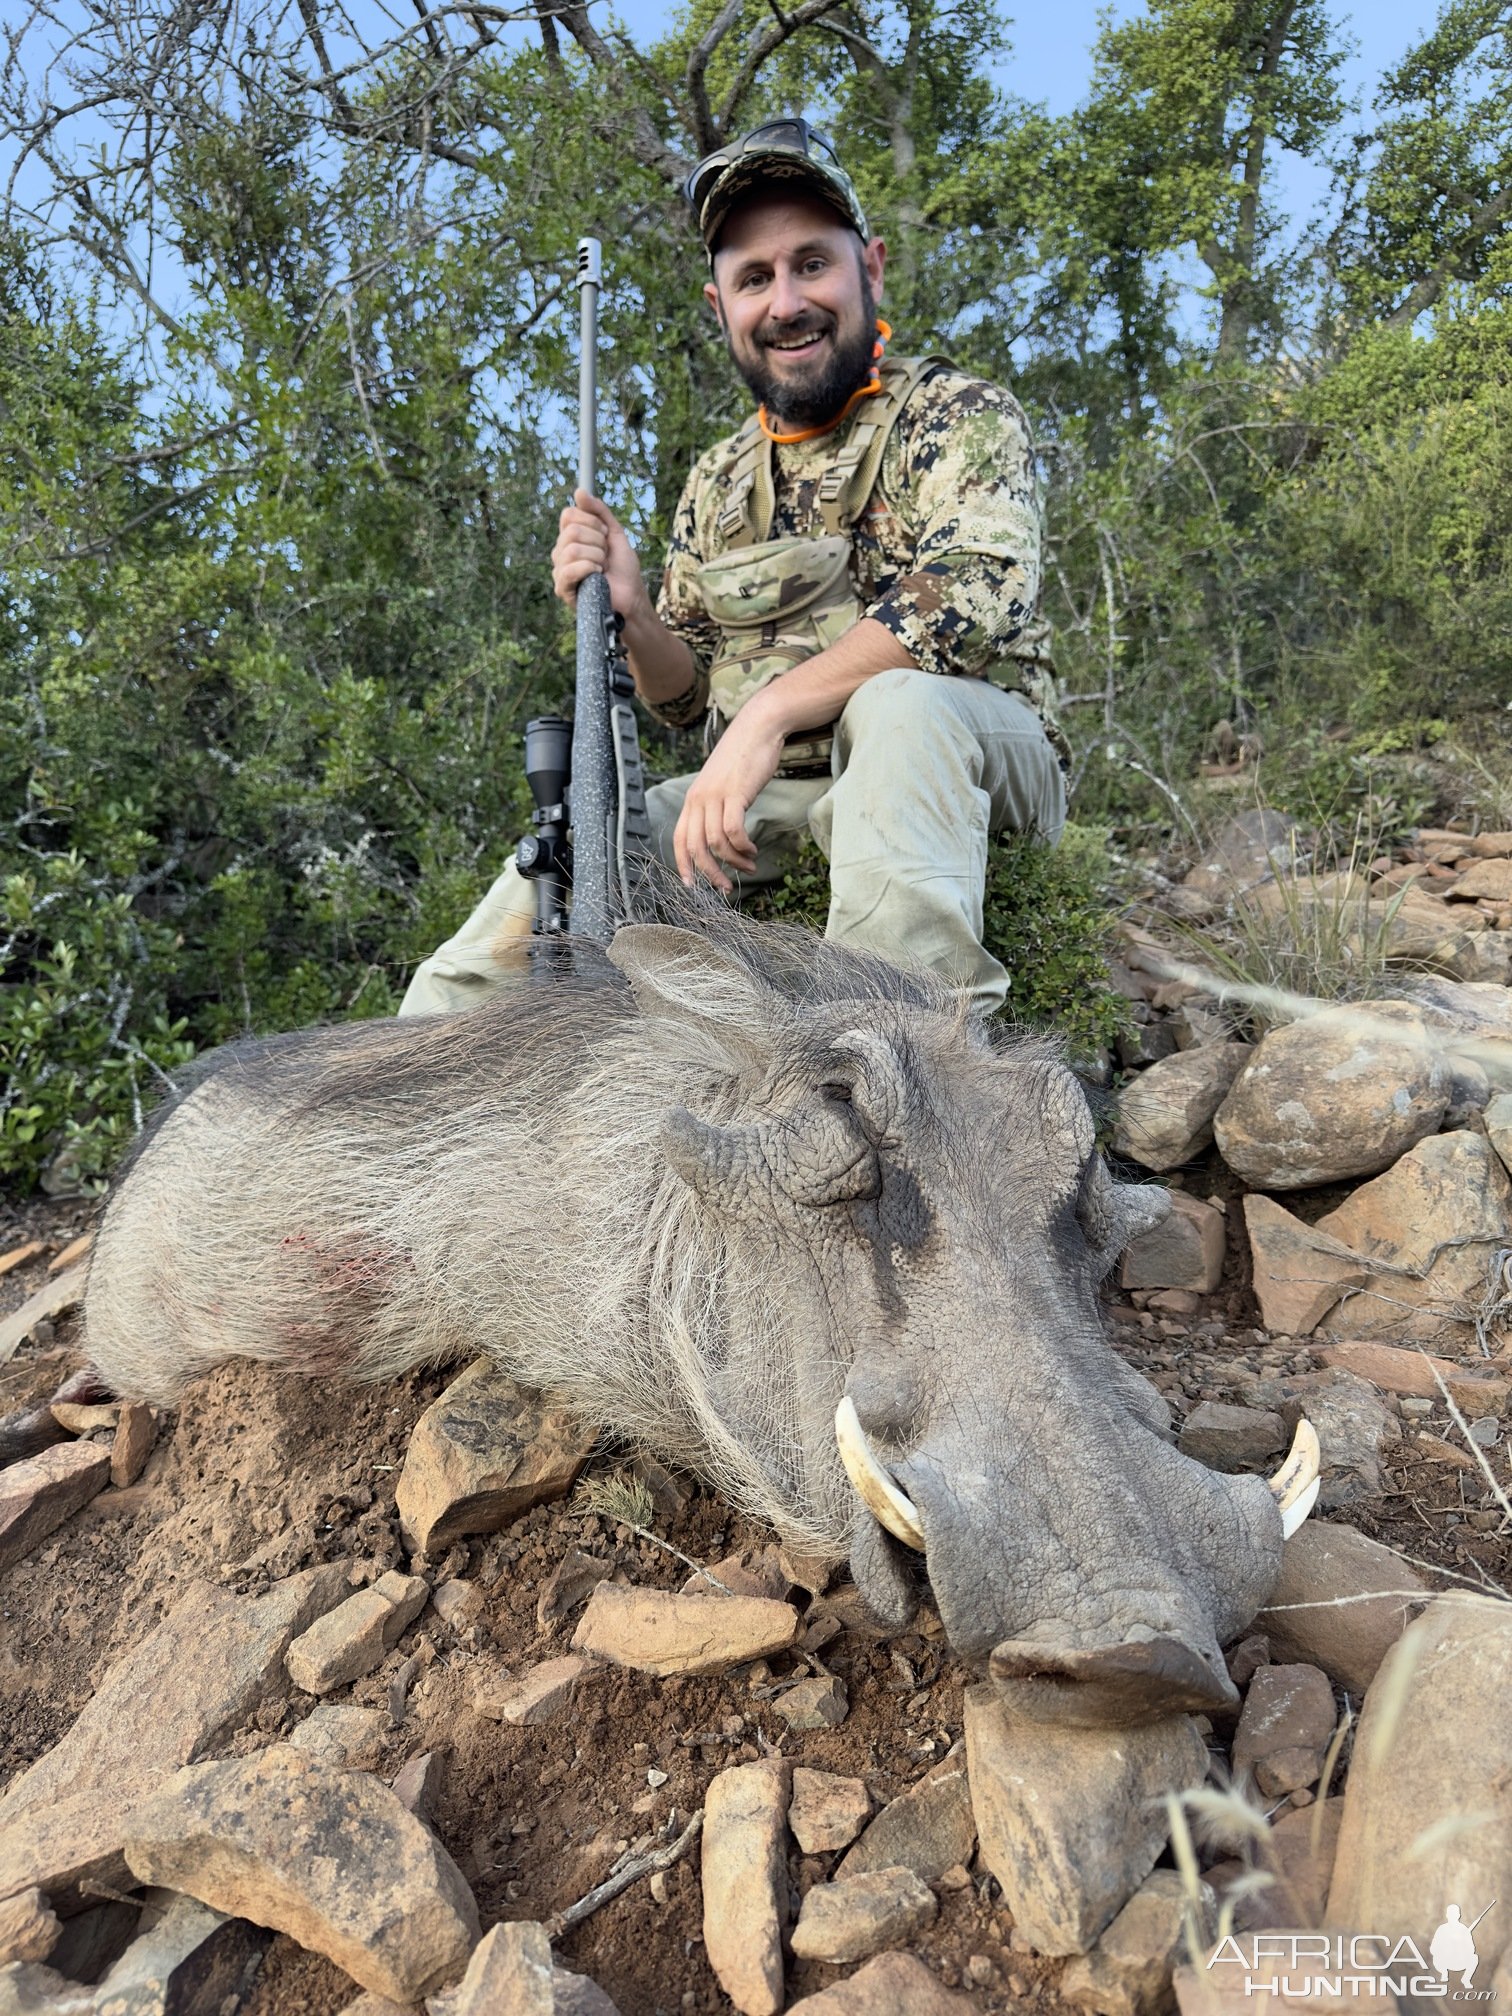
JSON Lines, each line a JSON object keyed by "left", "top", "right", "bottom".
{"left": 1121, "top": 1194, "right": 1226, "bottom": 1295}
{"left": 285, "top": 1571, "right": 430, "bottom": 1694}
{"left": 837, "top": 1745, "right": 976, "bottom": 1883}
{"left": 701, "top": 1760, "right": 790, "bottom": 2016}
{"left": 570, "top": 1584, "right": 797, "bottom": 1677}
{"left": 122, "top": 1744, "right": 478, "bottom": 2002}
{"left": 0, "top": 1441, "right": 111, "bottom": 1573}
{"left": 395, "top": 1359, "right": 595, "bottom": 1555}
{"left": 472, "top": 1655, "right": 592, "bottom": 1726}
{"left": 1255, "top": 1523, "right": 1428, "bottom": 1696}
{"left": 1230, "top": 1664, "right": 1337, "bottom": 1797}
{"left": 1060, "top": 1869, "right": 1213, "bottom": 2016}
{"left": 0, "top": 1564, "right": 350, "bottom": 1901}
{"left": 1243, "top": 1197, "right": 1367, "bottom": 1337}
{"left": 790, "top": 1866, "right": 938, "bottom": 1965}
{"left": 963, "top": 1684, "right": 1207, "bottom": 1955}
{"left": 426, "top": 1921, "right": 553, "bottom": 2016}
{"left": 1213, "top": 1009, "right": 1449, "bottom": 1189}
{"left": 1178, "top": 1402, "right": 1286, "bottom": 1471}
{"left": 785, "top": 1950, "right": 978, "bottom": 2014}
{"left": 790, "top": 1769, "right": 873, "bottom": 1855}
{"left": 1327, "top": 1593, "right": 1512, "bottom": 1981}
{"left": 1114, "top": 1048, "right": 1251, "bottom": 1173}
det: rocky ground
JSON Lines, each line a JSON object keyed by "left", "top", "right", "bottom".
{"left": 1, "top": 812, "right": 1510, "bottom": 2016}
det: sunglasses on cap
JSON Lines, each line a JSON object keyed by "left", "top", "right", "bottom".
{"left": 684, "top": 117, "right": 867, "bottom": 246}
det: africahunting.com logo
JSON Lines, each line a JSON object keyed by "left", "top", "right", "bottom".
{"left": 1208, "top": 1904, "right": 1499, "bottom": 1999}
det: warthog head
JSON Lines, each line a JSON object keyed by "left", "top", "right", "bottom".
{"left": 613, "top": 922, "right": 1315, "bottom": 1728}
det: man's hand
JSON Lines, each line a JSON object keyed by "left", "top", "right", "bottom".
{"left": 553, "top": 489, "right": 648, "bottom": 620}
{"left": 673, "top": 698, "right": 789, "bottom": 894}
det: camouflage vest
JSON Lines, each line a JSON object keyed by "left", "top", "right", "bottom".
{"left": 698, "top": 354, "right": 950, "bottom": 776}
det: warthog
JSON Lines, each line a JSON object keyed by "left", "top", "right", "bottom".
{"left": 84, "top": 907, "right": 1317, "bottom": 1727}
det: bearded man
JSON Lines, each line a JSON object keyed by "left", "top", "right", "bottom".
{"left": 400, "top": 118, "right": 1066, "bottom": 1017}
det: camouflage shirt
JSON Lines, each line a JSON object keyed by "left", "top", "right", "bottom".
{"left": 650, "top": 364, "right": 1054, "bottom": 732}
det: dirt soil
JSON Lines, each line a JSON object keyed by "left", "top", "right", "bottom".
{"left": 2, "top": 1170, "right": 1508, "bottom": 2016}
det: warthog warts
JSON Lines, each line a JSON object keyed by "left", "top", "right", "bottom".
{"left": 83, "top": 908, "right": 1318, "bottom": 1727}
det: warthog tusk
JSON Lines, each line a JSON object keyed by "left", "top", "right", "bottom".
{"left": 1269, "top": 1419, "right": 1321, "bottom": 1539}
{"left": 835, "top": 1396, "right": 926, "bottom": 1551}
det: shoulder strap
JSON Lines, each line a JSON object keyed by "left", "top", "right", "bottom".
{"left": 713, "top": 413, "right": 774, "bottom": 552}
{"left": 815, "top": 353, "right": 953, "bottom": 537}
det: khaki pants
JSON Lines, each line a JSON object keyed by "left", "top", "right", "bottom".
{"left": 398, "top": 668, "right": 1066, "bottom": 1017}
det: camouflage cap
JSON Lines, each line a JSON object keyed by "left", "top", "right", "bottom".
{"left": 686, "top": 118, "right": 869, "bottom": 256}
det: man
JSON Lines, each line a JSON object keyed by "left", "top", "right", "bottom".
{"left": 400, "top": 117, "right": 1065, "bottom": 1017}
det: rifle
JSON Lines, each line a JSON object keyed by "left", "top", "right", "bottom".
{"left": 515, "top": 238, "right": 650, "bottom": 968}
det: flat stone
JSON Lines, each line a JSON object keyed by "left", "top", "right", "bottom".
{"left": 110, "top": 1403, "right": 157, "bottom": 1488}
{"left": 1328, "top": 1593, "right": 1512, "bottom": 1975}
{"left": 1121, "top": 1193, "right": 1226, "bottom": 1294}
{"left": 285, "top": 1570, "right": 429, "bottom": 1693}
{"left": 1243, "top": 1196, "right": 1367, "bottom": 1336}
{"left": 49, "top": 1400, "right": 118, "bottom": 1433}
{"left": 389, "top": 1750, "right": 444, "bottom": 1823}
{"left": 790, "top": 1866, "right": 938, "bottom": 1965}
{"left": 1060, "top": 1869, "right": 1212, "bottom": 2016}
{"left": 122, "top": 1744, "right": 478, "bottom": 2002}
{"left": 1449, "top": 858, "right": 1512, "bottom": 902}
{"left": 0, "top": 1239, "right": 43, "bottom": 1278}
{"left": 286, "top": 1704, "right": 389, "bottom": 1766}
{"left": 775, "top": 1675, "right": 848, "bottom": 1730}
{"left": 92, "top": 1888, "right": 271, "bottom": 2015}
{"left": 1214, "top": 1009, "right": 1449, "bottom": 1189}
{"left": 1256, "top": 1523, "right": 1428, "bottom": 1696}
{"left": 1231, "top": 1664, "right": 1337, "bottom": 1797}
{"left": 473, "top": 1654, "right": 592, "bottom": 1726}
{"left": 785, "top": 1950, "right": 979, "bottom": 2014}
{"left": 790, "top": 1769, "right": 873, "bottom": 1855}
{"left": 681, "top": 1544, "right": 791, "bottom": 1602}
{"left": 571, "top": 1585, "right": 797, "bottom": 1677}
{"left": 1178, "top": 1402, "right": 1286, "bottom": 1470}
{"left": 1114, "top": 1047, "right": 1252, "bottom": 1173}
{"left": 1285, "top": 1369, "right": 1400, "bottom": 1508}
{"left": 0, "top": 1564, "right": 350, "bottom": 1901}
{"left": 395, "top": 1359, "right": 595, "bottom": 1555}
{"left": 0, "top": 1262, "right": 87, "bottom": 1364}
{"left": 1316, "top": 1341, "right": 1510, "bottom": 1416}
{"left": 701, "top": 1761, "right": 789, "bottom": 2016}
{"left": 0, "top": 1893, "right": 57, "bottom": 1966}
{"left": 0, "top": 1441, "right": 111, "bottom": 1572}
{"left": 837, "top": 1746, "right": 975, "bottom": 1883}
{"left": 536, "top": 1550, "right": 613, "bottom": 1632}
{"left": 427, "top": 1921, "right": 553, "bottom": 2016}
{"left": 964, "top": 1682, "right": 1207, "bottom": 1955}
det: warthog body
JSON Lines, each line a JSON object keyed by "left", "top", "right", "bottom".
{"left": 86, "top": 910, "right": 1284, "bottom": 1725}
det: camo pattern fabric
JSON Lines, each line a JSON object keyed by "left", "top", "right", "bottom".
{"left": 650, "top": 364, "right": 1059, "bottom": 740}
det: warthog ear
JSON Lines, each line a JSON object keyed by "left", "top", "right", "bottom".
{"left": 1076, "top": 1156, "right": 1171, "bottom": 1274}
{"left": 609, "top": 925, "right": 771, "bottom": 1034}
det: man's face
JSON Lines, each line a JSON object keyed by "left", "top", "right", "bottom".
{"left": 705, "top": 195, "right": 887, "bottom": 427}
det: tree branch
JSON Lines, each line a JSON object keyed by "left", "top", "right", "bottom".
{"left": 1385, "top": 180, "right": 1512, "bottom": 326}
{"left": 685, "top": 0, "right": 744, "bottom": 156}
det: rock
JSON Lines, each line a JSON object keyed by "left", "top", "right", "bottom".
{"left": 1243, "top": 1197, "right": 1367, "bottom": 1337}
{"left": 0, "top": 1894, "right": 57, "bottom": 1967}
{"left": 109, "top": 1402, "right": 157, "bottom": 1488}
{"left": 1262, "top": 1799, "right": 1344, "bottom": 1923}
{"left": 1213, "top": 1009, "right": 1449, "bottom": 1189}
{"left": 1121, "top": 1193, "right": 1226, "bottom": 1295}
{"left": 570, "top": 1585, "right": 797, "bottom": 1677}
{"left": 701, "top": 1760, "right": 790, "bottom": 2016}
{"left": 964, "top": 1683, "right": 1207, "bottom": 1955}
{"left": 286, "top": 1570, "right": 430, "bottom": 1693}
{"left": 426, "top": 1921, "right": 553, "bottom": 2016}
{"left": 837, "top": 1746, "right": 975, "bottom": 1883}
{"left": 473, "top": 1654, "right": 592, "bottom": 1725}
{"left": 553, "top": 1964, "right": 623, "bottom": 2016}
{"left": 1486, "top": 1089, "right": 1512, "bottom": 1175}
{"left": 790, "top": 1769, "right": 873, "bottom": 1855}
{"left": 0, "top": 1563, "right": 350, "bottom": 1902}
{"left": 395, "top": 1359, "right": 595, "bottom": 1555}
{"left": 122, "top": 1744, "right": 478, "bottom": 2002}
{"left": 1448, "top": 857, "right": 1512, "bottom": 901}
{"left": 1317, "top": 1341, "right": 1510, "bottom": 1415}
{"left": 1114, "top": 1048, "right": 1251, "bottom": 1173}
{"left": 1060, "top": 1869, "right": 1212, "bottom": 2016}
{"left": 0, "top": 1960, "right": 94, "bottom": 2012}
{"left": 287, "top": 1703, "right": 389, "bottom": 1766}
{"left": 1314, "top": 1132, "right": 1512, "bottom": 1346}
{"left": 92, "top": 1889, "right": 271, "bottom": 2015}
{"left": 0, "top": 1441, "right": 111, "bottom": 1573}
{"left": 775, "top": 1675, "right": 848, "bottom": 1730}
{"left": 1173, "top": 1928, "right": 1391, "bottom": 2016}
{"left": 790, "top": 1866, "right": 938, "bottom": 1965}
{"left": 1119, "top": 1019, "right": 1180, "bottom": 1071}
{"left": 1285, "top": 1369, "right": 1400, "bottom": 1507}
{"left": 1182, "top": 812, "right": 1297, "bottom": 905}
{"left": 536, "top": 1550, "right": 613, "bottom": 1632}
{"left": 1172, "top": 1000, "right": 1233, "bottom": 1052}
{"left": 1231, "top": 1664, "right": 1337, "bottom": 1797}
{"left": 390, "top": 1750, "right": 444, "bottom": 1822}
{"left": 0, "top": 1261, "right": 87, "bottom": 1363}
{"left": 49, "top": 1400, "right": 118, "bottom": 1433}
{"left": 430, "top": 1579, "right": 483, "bottom": 1631}
{"left": 1178, "top": 1402, "right": 1286, "bottom": 1470}
{"left": 785, "top": 1950, "right": 979, "bottom": 2014}
{"left": 0, "top": 1238, "right": 43, "bottom": 1278}
{"left": 1327, "top": 1593, "right": 1512, "bottom": 1977}
{"left": 1255, "top": 1523, "right": 1428, "bottom": 1696}
{"left": 335, "top": 1999, "right": 420, "bottom": 2016}
{"left": 682, "top": 1544, "right": 792, "bottom": 1602}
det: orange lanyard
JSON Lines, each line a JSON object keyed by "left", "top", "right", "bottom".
{"left": 758, "top": 319, "right": 892, "bottom": 445}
